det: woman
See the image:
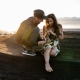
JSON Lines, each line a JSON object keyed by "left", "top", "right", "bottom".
{"left": 43, "top": 13, "right": 63, "bottom": 72}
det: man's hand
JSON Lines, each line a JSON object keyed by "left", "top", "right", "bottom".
{"left": 42, "top": 36, "right": 46, "bottom": 41}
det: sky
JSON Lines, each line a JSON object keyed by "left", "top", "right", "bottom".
{"left": 0, "top": 0, "right": 80, "bottom": 32}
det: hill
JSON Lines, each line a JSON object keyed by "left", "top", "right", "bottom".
{"left": 58, "top": 17, "right": 80, "bottom": 25}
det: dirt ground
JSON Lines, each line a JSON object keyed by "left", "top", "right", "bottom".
{"left": 0, "top": 34, "right": 23, "bottom": 56}
{"left": 0, "top": 31, "right": 80, "bottom": 80}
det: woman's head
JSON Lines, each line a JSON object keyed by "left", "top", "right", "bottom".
{"left": 46, "top": 13, "right": 58, "bottom": 26}
{"left": 45, "top": 13, "right": 61, "bottom": 37}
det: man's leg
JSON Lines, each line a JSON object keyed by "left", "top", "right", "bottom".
{"left": 22, "top": 27, "right": 39, "bottom": 56}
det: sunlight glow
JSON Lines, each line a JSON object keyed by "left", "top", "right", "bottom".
{"left": 0, "top": 0, "right": 80, "bottom": 32}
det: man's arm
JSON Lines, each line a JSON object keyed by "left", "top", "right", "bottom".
{"left": 15, "top": 20, "right": 27, "bottom": 43}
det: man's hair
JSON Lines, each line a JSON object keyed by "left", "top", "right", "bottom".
{"left": 33, "top": 9, "right": 45, "bottom": 19}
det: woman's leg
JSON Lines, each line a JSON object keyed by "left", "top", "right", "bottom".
{"left": 44, "top": 46, "right": 53, "bottom": 72}
{"left": 50, "top": 47, "right": 60, "bottom": 56}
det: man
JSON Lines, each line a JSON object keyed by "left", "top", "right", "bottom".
{"left": 15, "top": 9, "right": 46, "bottom": 56}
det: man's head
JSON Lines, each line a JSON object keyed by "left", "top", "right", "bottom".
{"left": 33, "top": 9, "right": 46, "bottom": 24}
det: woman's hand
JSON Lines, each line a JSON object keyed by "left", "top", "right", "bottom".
{"left": 47, "top": 30, "right": 50, "bottom": 35}
{"left": 49, "top": 30, "right": 56, "bottom": 36}
{"left": 38, "top": 41, "right": 46, "bottom": 45}
{"left": 49, "top": 30, "right": 53, "bottom": 34}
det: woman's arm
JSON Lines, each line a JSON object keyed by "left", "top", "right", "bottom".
{"left": 43, "top": 26, "right": 48, "bottom": 37}
{"left": 58, "top": 25, "right": 64, "bottom": 39}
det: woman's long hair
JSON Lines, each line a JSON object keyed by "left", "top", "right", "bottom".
{"left": 45, "top": 13, "right": 61, "bottom": 37}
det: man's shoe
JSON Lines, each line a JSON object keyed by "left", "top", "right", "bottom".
{"left": 22, "top": 50, "right": 36, "bottom": 56}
